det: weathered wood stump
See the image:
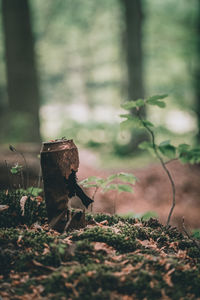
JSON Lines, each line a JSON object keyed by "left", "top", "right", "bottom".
{"left": 40, "top": 139, "right": 90, "bottom": 232}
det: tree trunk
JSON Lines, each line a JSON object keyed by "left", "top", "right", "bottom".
{"left": 122, "top": 0, "right": 144, "bottom": 102}
{"left": 1, "top": 0, "right": 41, "bottom": 142}
{"left": 120, "top": 0, "right": 147, "bottom": 152}
{"left": 195, "top": 0, "right": 200, "bottom": 142}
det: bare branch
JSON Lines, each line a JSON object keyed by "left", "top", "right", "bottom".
{"left": 182, "top": 217, "right": 200, "bottom": 251}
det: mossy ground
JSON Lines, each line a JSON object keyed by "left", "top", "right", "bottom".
{"left": 0, "top": 190, "right": 200, "bottom": 299}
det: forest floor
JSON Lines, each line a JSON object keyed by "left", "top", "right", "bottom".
{"left": 1, "top": 146, "right": 200, "bottom": 230}
{"left": 0, "top": 190, "right": 200, "bottom": 300}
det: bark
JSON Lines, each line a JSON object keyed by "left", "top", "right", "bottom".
{"left": 120, "top": 0, "right": 147, "bottom": 151}
{"left": 195, "top": 0, "right": 200, "bottom": 142}
{"left": 1, "top": 0, "right": 41, "bottom": 142}
{"left": 122, "top": 0, "right": 144, "bottom": 102}
{"left": 40, "top": 139, "right": 92, "bottom": 232}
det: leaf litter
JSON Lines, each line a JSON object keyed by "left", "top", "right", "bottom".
{"left": 0, "top": 212, "right": 200, "bottom": 299}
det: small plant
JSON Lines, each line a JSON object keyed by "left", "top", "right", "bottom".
{"left": 80, "top": 172, "right": 137, "bottom": 213}
{"left": 120, "top": 94, "right": 200, "bottom": 226}
{"left": 9, "top": 145, "right": 29, "bottom": 189}
{"left": 10, "top": 163, "right": 23, "bottom": 175}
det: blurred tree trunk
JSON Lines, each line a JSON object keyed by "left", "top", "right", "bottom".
{"left": 1, "top": 0, "right": 41, "bottom": 142}
{"left": 122, "top": 0, "right": 144, "bottom": 101}
{"left": 195, "top": 0, "right": 200, "bottom": 143}
{"left": 120, "top": 0, "right": 147, "bottom": 152}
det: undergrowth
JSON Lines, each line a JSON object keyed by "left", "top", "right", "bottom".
{"left": 0, "top": 190, "right": 200, "bottom": 299}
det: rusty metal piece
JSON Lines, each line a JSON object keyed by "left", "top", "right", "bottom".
{"left": 40, "top": 139, "right": 79, "bottom": 232}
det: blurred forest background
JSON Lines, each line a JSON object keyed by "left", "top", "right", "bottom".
{"left": 0, "top": 0, "right": 199, "bottom": 165}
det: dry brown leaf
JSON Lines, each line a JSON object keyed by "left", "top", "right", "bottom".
{"left": 93, "top": 242, "right": 116, "bottom": 255}
{"left": 165, "top": 263, "right": 171, "bottom": 271}
{"left": 163, "top": 268, "right": 175, "bottom": 287}
{"left": 12, "top": 280, "right": 21, "bottom": 286}
{"left": 20, "top": 196, "right": 28, "bottom": 216}
{"left": 35, "top": 196, "right": 43, "bottom": 203}
{"left": 86, "top": 270, "right": 96, "bottom": 277}
{"left": 138, "top": 238, "right": 158, "bottom": 250}
{"left": 32, "top": 259, "right": 56, "bottom": 271}
{"left": 111, "top": 255, "right": 123, "bottom": 262}
{"left": 120, "top": 259, "right": 129, "bottom": 265}
{"left": 62, "top": 235, "right": 73, "bottom": 245}
{"left": 176, "top": 250, "right": 188, "bottom": 259}
{"left": 158, "top": 258, "right": 167, "bottom": 265}
{"left": 161, "top": 288, "right": 172, "bottom": 300}
{"left": 99, "top": 220, "right": 108, "bottom": 225}
{"left": 169, "top": 241, "right": 179, "bottom": 251}
{"left": 64, "top": 282, "right": 79, "bottom": 297}
{"left": 61, "top": 272, "right": 68, "bottom": 279}
{"left": 17, "top": 235, "right": 23, "bottom": 247}
{"left": 122, "top": 295, "right": 133, "bottom": 300}
{"left": 0, "top": 205, "right": 9, "bottom": 212}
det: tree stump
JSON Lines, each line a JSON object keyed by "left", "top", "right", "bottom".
{"left": 40, "top": 139, "right": 82, "bottom": 232}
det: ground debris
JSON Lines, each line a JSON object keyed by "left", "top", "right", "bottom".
{"left": 0, "top": 213, "right": 200, "bottom": 299}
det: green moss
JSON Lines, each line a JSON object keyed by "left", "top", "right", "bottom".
{"left": 72, "top": 226, "right": 138, "bottom": 253}
{"left": 1, "top": 204, "right": 200, "bottom": 299}
{"left": 0, "top": 190, "right": 47, "bottom": 228}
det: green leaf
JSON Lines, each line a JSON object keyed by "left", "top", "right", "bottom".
{"left": 107, "top": 173, "right": 137, "bottom": 185}
{"left": 158, "top": 144, "right": 176, "bottom": 159}
{"left": 119, "top": 114, "right": 133, "bottom": 119}
{"left": 107, "top": 174, "right": 118, "bottom": 181}
{"left": 96, "top": 178, "right": 106, "bottom": 185}
{"left": 159, "top": 140, "right": 171, "bottom": 147}
{"left": 179, "top": 154, "right": 190, "bottom": 164}
{"left": 146, "top": 94, "right": 168, "bottom": 108}
{"left": 81, "top": 183, "right": 99, "bottom": 188}
{"left": 147, "top": 94, "right": 168, "bottom": 101}
{"left": 138, "top": 141, "right": 155, "bottom": 156}
{"left": 117, "top": 184, "right": 133, "bottom": 193}
{"left": 10, "top": 164, "right": 23, "bottom": 174}
{"left": 117, "top": 172, "right": 137, "bottom": 184}
{"left": 121, "top": 99, "right": 145, "bottom": 110}
{"left": 177, "top": 144, "right": 190, "bottom": 153}
{"left": 120, "top": 117, "right": 143, "bottom": 130}
{"left": 138, "top": 141, "right": 153, "bottom": 150}
{"left": 142, "top": 120, "right": 154, "bottom": 127}
{"left": 103, "top": 184, "right": 118, "bottom": 192}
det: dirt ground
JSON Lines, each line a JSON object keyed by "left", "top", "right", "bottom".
{"left": 77, "top": 156, "right": 200, "bottom": 230}
{"left": 1, "top": 145, "right": 200, "bottom": 230}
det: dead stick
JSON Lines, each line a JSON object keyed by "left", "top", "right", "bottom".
{"left": 182, "top": 217, "right": 200, "bottom": 251}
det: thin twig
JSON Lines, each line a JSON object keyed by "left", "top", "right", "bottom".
{"left": 182, "top": 217, "right": 200, "bottom": 251}
{"left": 9, "top": 145, "right": 29, "bottom": 189}
{"left": 91, "top": 186, "right": 98, "bottom": 213}
{"left": 20, "top": 169, "right": 25, "bottom": 189}
{"left": 165, "top": 158, "right": 179, "bottom": 165}
{"left": 138, "top": 112, "right": 176, "bottom": 226}
{"left": 20, "top": 152, "right": 29, "bottom": 189}
{"left": 37, "top": 166, "right": 42, "bottom": 189}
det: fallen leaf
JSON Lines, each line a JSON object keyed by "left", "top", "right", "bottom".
{"left": 86, "top": 271, "right": 96, "bottom": 277}
{"left": 163, "top": 268, "right": 175, "bottom": 287}
{"left": 17, "top": 235, "right": 23, "bottom": 247}
{"left": 0, "top": 205, "right": 9, "bottom": 212}
{"left": 111, "top": 255, "right": 123, "bottom": 262}
{"left": 20, "top": 196, "right": 28, "bottom": 216}
{"left": 176, "top": 250, "right": 188, "bottom": 259}
{"left": 93, "top": 242, "right": 116, "bottom": 255}
{"left": 64, "top": 282, "right": 79, "bottom": 297}
{"left": 32, "top": 260, "right": 56, "bottom": 271}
